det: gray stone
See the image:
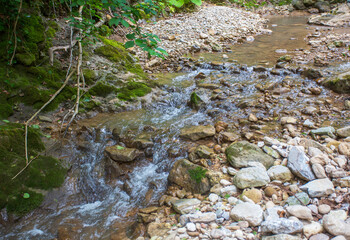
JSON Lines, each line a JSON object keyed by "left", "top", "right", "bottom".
{"left": 311, "top": 127, "right": 336, "bottom": 138}
{"left": 211, "top": 229, "right": 224, "bottom": 239}
{"left": 300, "top": 178, "right": 335, "bottom": 198}
{"left": 189, "top": 212, "right": 217, "bottom": 223}
{"left": 281, "top": 117, "right": 298, "bottom": 125}
{"left": 314, "top": 1, "right": 330, "bottom": 12}
{"left": 263, "top": 146, "right": 281, "bottom": 159}
{"left": 333, "top": 176, "right": 350, "bottom": 187}
{"left": 323, "top": 71, "right": 350, "bottom": 94}
{"left": 287, "top": 146, "right": 316, "bottom": 181}
{"left": 292, "top": 0, "right": 306, "bottom": 10}
{"left": 310, "top": 234, "right": 329, "bottom": 240}
{"left": 337, "top": 126, "right": 350, "bottom": 138}
{"left": 233, "top": 166, "right": 270, "bottom": 189}
{"left": 303, "top": 221, "right": 324, "bottom": 238}
{"left": 286, "top": 205, "right": 313, "bottom": 220}
{"left": 286, "top": 192, "right": 310, "bottom": 206}
{"left": 225, "top": 141, "right": 274, "bottom": 169}
{"left": 180, "top": 125, "right": 215, "bottom": 141}
{"left": 267, "top": 165, "right": 294, "bottom": 182}
{"left": 261, "top": 218, "right": 304, "bottom": 234}
{"left": 262, "top": 234, "right": 302, "bottom": 240}
{"left": 186, "top": 222, "right": 196, "bottom": 231}
{"left": 172, "top": 198, "right": 201, "bottom": 214}
{"left": 230, "top": 202, "right": 263, "bottom": 226}
{"left": 323, "top": 210, "right": 350, "bottom": 238}
{"left": 312, "top": 163, "right": 327, "bottom": 179}
{"left": 318, "top": 204, "right": 331, "bottom": 215}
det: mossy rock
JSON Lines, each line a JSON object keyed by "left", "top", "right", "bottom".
{"left": 89, "top": 81, "right": 117, "bottom": 97}
{"left": 189, "top": 91, "right": 205, "bottom": 110}
{"left": 117, "top": 82, "right": 151, "bottom": 101}
{"left": 0, "top": 123, "right": 66, "bottom": 215}
{"left": 323, "top": 71, "right": 350, "bottom": 94}
{"left": 96, "top": 37, "right": 147, "bottom": 79}
{"left": 99, "top": 25, "right": 112, "bottom": 37}
{"left": 20, "top": 15, "right": 45, "bottom": 43}
{"left": 15, "top": 53, "right": 36, "bottom": 66}
{"left": 83, "top": 69, "right": 98, "bottom": 85}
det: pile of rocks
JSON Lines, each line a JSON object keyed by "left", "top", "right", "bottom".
{"left": 136, "top": 122, "right": 350, "bottom": 240}
{"left": 138, "top": 6, "right": 269, "bottom": 66}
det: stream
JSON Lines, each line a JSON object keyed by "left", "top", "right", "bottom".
{"left": 1, "top": 16, "right": 350, "bottom": 240}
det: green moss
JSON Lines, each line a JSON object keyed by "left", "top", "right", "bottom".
{"left": 83, "top": 69, "right": 98, "bottom": 85}
{"left": 89, "top": 81, "right": 117, "bottom": 97}
{"left": 20, "top": 15, "right": 45, "bottom": 43}
{"left": 15, "top": 53, "right": 36, "bottom": 66}
{"left": 117, "top": 81, "right": 151, "bottom": 101}
{"left": 99, "top": 25, "right": 112, "bottom": 37}
{"left": 189, "top": 92, "right": 204, "bottom": 110}
{"left": 6, "top": 191, "right": 44, "bottom": 215}
{"left": 0, "top": 123, "right": 66, "bottom": 215}
{"left": 96, "top": 37, "right": 148, "bottom": 79}
{"left": 0, "top": 102, "right": 13, "bottom": 119}
{"left": 188, "top": 166, "right": 207, "bottom": 183}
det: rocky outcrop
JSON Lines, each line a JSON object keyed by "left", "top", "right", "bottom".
{"left": 323, "top": 71, "right": 350, "bottom": 94}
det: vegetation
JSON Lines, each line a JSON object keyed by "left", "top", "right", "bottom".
{"left": 188, "top": 166, "right": 207, "bottom": 183}
{"left": 0, "top": 123, "right": 66, "bottom": 215}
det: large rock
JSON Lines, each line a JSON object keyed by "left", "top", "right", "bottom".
{"left": 262, "top": 234, "right": 302, "bottom": 240}
{"left": 261, "top": 218, "right": 304, "bottom": 234}
{"left": 292, "top": 0, "right": 306, "bottom": 10}
{"left": 267, "top": 165, "right": 294, "bottom": 182}
{"left": 225, "top": 141, "right": 274, "bottom": 169}
{"left": 147, "top": 222, "right": 171, "bottom": 237}
{"left": 105, "top": 145, "right": 142, "bottom": 162}
{"left": 168, "top": 159, "right": 211, "bottom": 194}
{"left": 172, "top": 198, "right": 201, "bottom": 214}
{"left": 230, "top": 202, "right": 263, "bottom": 226}
{"left": 300, "top": 178, "right": 335, "bottom": 197}
{"left": 323, "top": 71, "right": 350, "bottom": 93}
{"left": 337, "top": 126, "right": 350, "bottom": 138}
{"left": 180, "top": 125, "right": 215, "bottom": 141}
{"left": 233, "top": 166, "right": 270, "bottom": 189}
{"left": 323, "top": 210, "right": 350, "bottom": 238}
{"left": 286, "top": 205, "right": 313, "bottom": 221}
{"left": 287, "top": 146, "right": 316, "bottom": 181}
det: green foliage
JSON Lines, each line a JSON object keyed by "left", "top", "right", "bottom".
{"left": 188, "top": 166, "right": 207, "bottom": 183}
{"left": 230, "top": 0, "right": 266, "bottom": 8}
{"left": 169, "top": 0, "right": 202, "bottom": 8}
{"left": 89, "top": 81, "right": 117, "bottom": 97}
{"left": 0, "top": 123, "right": 66, "bottom": 215}
{"left": 117, "top": 81, "right": 152, "bottom": 101}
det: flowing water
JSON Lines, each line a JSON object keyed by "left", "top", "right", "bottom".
{"left": 1, "top": 16, "right": 350, "bottom": 240}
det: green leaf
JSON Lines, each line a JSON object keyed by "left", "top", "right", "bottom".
{"left": 169, "top": 0, "right": 185, "bottom": 7}
{"left": 126, "top": 33, "right": 135, "bottom": 40}
{"left": 190, "top": 0, "right": 202, "bottom": 6}
{"left": 2, "top": 120, "right": 10, "bottom": 123}
{"left": 121, "top": 19, "right": 130, "bottom": 28}
{"left": 116, "top": 145, "right": 125, "bottom": 150}
{"left": 109, "top": 18, "right": 121, "bottom": 27}
{"left": 31, "top": 124, "right": 40, "bottom": 129}
{"left": 23, "top": 193, "right": 30, "bottom": 199}
{"left": 124, "top": 41, "right": 135, "bottom": 48}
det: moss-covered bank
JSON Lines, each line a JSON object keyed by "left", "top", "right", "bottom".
{"left": 0, "top": 123, "right": 66, "bottom": 216}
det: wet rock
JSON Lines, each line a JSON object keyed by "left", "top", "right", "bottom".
{"left": 248, "top": 113, "right": 258, "bottom": 122}
{"left": 261, "top": 218, "right": 304, "bottom": 234}
{"left": 292, "top": 0, "right": 306, "bottom": 10}
{"left": 286, "top": 192, "right": 310, "bottom": 206}
{"left": 105, "top": 145, "right": 142, "bottom": 162}
{"left": 287, "top": 146, "right": 316, "bottom": 181}
{"left": 172, "top": 198, "right": 201, "bottom": 214}
{"left": 302, "top": 68, "right": 322, "bottom": 79}
{"left": 189, "top": 92, "right": 205, "bottom": 110}
{"left": 300, "top": 178, "right": 335, "bottom": 197}
{"left": 323, "top": 71, "right": 350, "bottom": 94}
{"left": 314, "top": 1, "right": 330, "bottom": 12}
{"left": 180, "top": 125, "right": 215, "bottom": 141}
{"left": 225, "top": 141, "right": 274, "bottom": 169}
{"left": 147, "top": 222, "right": 171, "bottom": 238}
{"left": 323, "top": 210, "right": 350, "bottom": 238}
{"left": 253, "top": 66, "right": 267, "bottom": 72}
{"left": 220, "top": 132, "right": 239, "bottom": 142}
{"left": 286, "top": 205, "right": 313, "bottom": 221}
{"left": 168, "top": 159, "right": 211, "bottom": 194}
{"left": 230, "top": 202, "right": 263, "bottom": 226}
{"left": 233, "top": 166, "right": 270, "bottom": 189}
{"left": 267, "top": 165, "right": 293, "bottom": 182}
{"left": 194, "top": 72, "right": 206, "bottom": 79}
{"left": 302, "top": 106, "right": 317, "bottom": 115}
{"left": 337, "top": 126, "right": 350, "bottom": 138}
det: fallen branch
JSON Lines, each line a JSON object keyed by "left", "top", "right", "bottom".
{"left": 24, "top": 70, "right": 76, "bottom": 164}
{"left": 12, "top": 155, "right": 39, "bottom": 180}
{"left": 9, "top": 0, "right": 23, "bottom": 66}
{"left": 49, "top": 14, "right": 107, "bottom": 65}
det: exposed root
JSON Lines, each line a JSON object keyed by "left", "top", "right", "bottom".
{"left": 9, "top": 0, "right": 23, "bottom": 66}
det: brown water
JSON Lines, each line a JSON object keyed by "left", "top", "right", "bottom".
{"left": 195, "top": 16, "right": 312, "bottom": 66}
